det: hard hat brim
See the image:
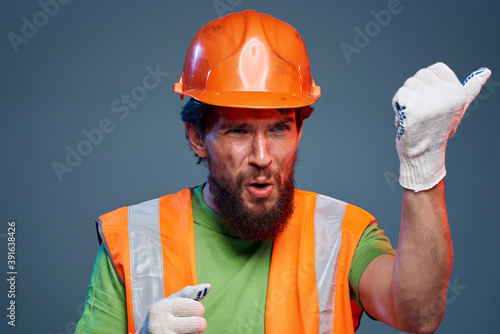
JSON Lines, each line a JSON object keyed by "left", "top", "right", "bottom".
{"left": 176, "top": 90, "right": 320, "bottom": 109}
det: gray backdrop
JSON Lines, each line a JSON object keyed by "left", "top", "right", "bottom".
{"left": 1, "top": 0, "right": 499, "bottom": 333}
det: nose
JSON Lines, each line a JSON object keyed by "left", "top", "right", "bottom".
{"left": 248, "top": 133, "right": 272, "bottom": 169}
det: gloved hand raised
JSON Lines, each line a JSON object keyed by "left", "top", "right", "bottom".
{"left": 392, "top": 62, "right": 491, "bottom": 191}
{"left": 138, "top": 284, "right": 211, "bottom": 334}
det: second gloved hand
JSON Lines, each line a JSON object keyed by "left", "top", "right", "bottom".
{"left": 392, "top": 62, "right": 491, "bottom": 192}
{"left": 138, "top": 284, "right": 211, "bottom": 334}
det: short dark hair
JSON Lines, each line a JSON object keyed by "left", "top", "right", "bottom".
{"left": 180, "top": 98, "right": 313, "bottom": 164}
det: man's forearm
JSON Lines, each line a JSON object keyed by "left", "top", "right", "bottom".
{"left": 392, "top": 180, "right": 453, "bottom": 333}
{"left": 360, "top": 63, "right": 489, "bottom": 333}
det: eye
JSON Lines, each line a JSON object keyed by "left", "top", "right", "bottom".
{"left": 226, "top": 128, "right": 246, "bottom": 135}
{"left": 272, "top": 124, "right": 290, "bottom": 132}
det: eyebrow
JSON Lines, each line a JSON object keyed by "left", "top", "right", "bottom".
{"left": 273, "top": 116, "right": 295, "bottom": 127}
{"left": 219, "top": 122, "right": 249, "bottom": 131}
{"left": 219, "top": 116, "right": 295, "bottom": 130}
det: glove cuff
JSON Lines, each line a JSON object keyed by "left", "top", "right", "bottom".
{"left": 398, "top": 148, "right": 447, "bottom": 192}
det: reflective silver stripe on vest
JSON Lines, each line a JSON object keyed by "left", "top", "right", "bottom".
{"left": 314, "top": 194, "right": 347, "bottom": 334}
{"left": 128, "top": 198, "right": 164, "bottom": 330}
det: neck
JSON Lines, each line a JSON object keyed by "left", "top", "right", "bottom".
{"left": 202, "top": 181, "right": 219, "bottom": 214}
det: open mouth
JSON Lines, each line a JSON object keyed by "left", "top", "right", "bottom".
{"left": 246, "top": 182, "right": 274, "bottom": 198}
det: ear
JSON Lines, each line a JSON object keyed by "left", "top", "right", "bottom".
{"left": 185, "top": 123, "right": 208, "bottom": 158}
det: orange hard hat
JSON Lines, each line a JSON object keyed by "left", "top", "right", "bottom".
{"left": 173, "top": 9, "right": 321, "bottom": 108}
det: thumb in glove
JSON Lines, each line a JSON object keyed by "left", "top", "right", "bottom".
{"left": 138, "top": 284, "right": 211, "bottom": 334}
{"left": 450, "top": 67, "right": 491, "bottom": 137}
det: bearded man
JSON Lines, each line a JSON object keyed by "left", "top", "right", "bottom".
{"left": 75, "top": 10, "right": 491, "bottom": 334}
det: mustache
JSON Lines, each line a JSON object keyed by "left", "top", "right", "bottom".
{"left": 236, "top": 168, "right": 279, "bottom": 185}
{"left": 239, "top": 169, "right": 273, "bottom": 179}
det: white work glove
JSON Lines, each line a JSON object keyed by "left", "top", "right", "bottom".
{"left": 138, "top": 284, "right": 211, "bottom": 334}
{"left": 392, "top": 62, "right": 491, "bottom": 191}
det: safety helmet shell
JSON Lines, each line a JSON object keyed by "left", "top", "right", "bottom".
{"left": 173, "top": 9, "right": 321, "bottom": 108}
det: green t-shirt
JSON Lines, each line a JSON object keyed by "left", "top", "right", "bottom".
{"left": 192, "top": 184, "right": 272, "bottom": 333}
{"left": 75, "top": 243, "right": 127, "bottom": 333}
{"left": 75, "top": 186, "right": 395, "bottom": 333}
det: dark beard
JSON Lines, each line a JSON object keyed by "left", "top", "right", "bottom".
{"left": 207, "top": 158, "right": 296, "bottom": 242}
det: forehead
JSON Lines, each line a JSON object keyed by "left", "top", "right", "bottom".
{"left": 206, "top": 107, "right": 296, "bottom": 129}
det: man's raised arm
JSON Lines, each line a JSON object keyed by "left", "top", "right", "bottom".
{"left": 358, "top": 63, "right": 491, "bottom": 333}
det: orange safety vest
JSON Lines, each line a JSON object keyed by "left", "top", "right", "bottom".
{"left": 97, "top": 188, "right": 375, "bottom": 333}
